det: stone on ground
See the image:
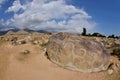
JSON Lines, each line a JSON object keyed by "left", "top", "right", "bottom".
{"left": 47, "top": 32, "right": 110, "bottom": 73}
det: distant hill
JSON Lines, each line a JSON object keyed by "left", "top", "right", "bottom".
{"left": 0, "top": 31, "right": 8, "bottom": 35}
{"left": 31, "top": 32, "right": 41, "bottom": 35}
{"left": 5, "top": 30, "right": 15, "bottom": 35}
{"left": 0, "top": 28, "right": 19, "bottom": 35}
{"left": 36, "top": 30, "right": 52, "bottom": 34}
{"left": 0, "top": 27, "right": 53, "bottom": 35}
{"left": 16, "top": 29, "right": 29, "bottom": 35}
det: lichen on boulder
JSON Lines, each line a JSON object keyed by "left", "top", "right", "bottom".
{"left": 46, "top": 32, "right": 110, "bottom": 73}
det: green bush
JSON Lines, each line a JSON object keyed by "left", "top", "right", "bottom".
{"left": 91, "top": 32, "right": 106, "bottom": 37}
{"left": 40, "top": 42, "right": 48, "bottom": 47}
{"left": 111, "top": 47, "right": 120, "bottom": 60}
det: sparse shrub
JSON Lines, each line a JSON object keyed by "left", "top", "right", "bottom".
{"left": 40, "top": 42, "right": 48, "bottom": 47}
{"left": 92, "top": 32, "right": 106, "bottom": 37}
{"left": 108, "top": 34, "right": 115, "bottom": 38}
{"left": 32, "top": 40, "right": 39, "bottom": 45}
{"left": 111, "top": 47, "right": 120, "bottom": 60}
{"left": 86, "top": 33, "right": 91, "bottom": 36}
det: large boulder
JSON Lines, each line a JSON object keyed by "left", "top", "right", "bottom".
{"left": 46, "top": 32, "right": 110, "bottom": 73}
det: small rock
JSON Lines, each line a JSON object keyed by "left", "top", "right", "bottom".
{"left": 108, "top": 69, "right": 114, "bottom": 75}
{"left": 33, "top": 40, "right": 38, "bottom": 44}
{"left": 20, "top": 50, "right": 30, "bottom": 55}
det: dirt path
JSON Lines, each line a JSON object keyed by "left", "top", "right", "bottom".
{"left": 0, "top": 43, "right": 116, "bottom": 80}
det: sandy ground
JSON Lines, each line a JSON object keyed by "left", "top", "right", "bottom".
{"left": 0, "top": 42, "right": 119, "bottom": 80}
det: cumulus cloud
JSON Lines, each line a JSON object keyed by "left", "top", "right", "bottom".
{"left": 7, "top": 0, "right": 23, "bottom": 12}
{"left": 0, "top": 19, "right": 4, "bottom": 26}
{"left": 6, "top": 0, "right": 96, "bottom": 33}
{"left": 0, "top": 19, "right": 6, "bottom": 30}
{"left": 0, "top": 0, "right": 7, "bottom": 7}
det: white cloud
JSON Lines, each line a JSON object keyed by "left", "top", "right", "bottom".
{"left": 0, "top": 0, "right": 6, "bottom": 4}
{"left": 6, "top": 0, "right": 24, "bottom": 12}
{"left": 6, "top": 0, "right": 96, "bottom": 33}
{"left": 0, "top": 19, "right": 5, "bottom": 26}
{"left": 0, "top": 0, "right": 7, "bottom": 7}
{"left": 0, "top": 19, "right": 6, "bottom": 30}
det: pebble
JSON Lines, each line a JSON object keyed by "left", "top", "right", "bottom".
{"left": 107, "top": 69, "right": 113, "bottom": 75}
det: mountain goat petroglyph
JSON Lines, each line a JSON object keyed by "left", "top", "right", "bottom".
{"left": 47, "top": 32, "right": 110, "bottom": 73}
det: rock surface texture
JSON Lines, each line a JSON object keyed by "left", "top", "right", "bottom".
{"left": 47, "top": 32, "right": 110, "bottom": 73}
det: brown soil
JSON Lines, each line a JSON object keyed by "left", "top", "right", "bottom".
{"left": 0, "top": 42, "right": 119, "bottom": 80}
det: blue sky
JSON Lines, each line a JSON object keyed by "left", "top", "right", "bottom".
{"left": 0, "top": 0, "right": 120, "bottom": 36}
{"left": 69, "top": 0, "right": 120, "bottom": 35}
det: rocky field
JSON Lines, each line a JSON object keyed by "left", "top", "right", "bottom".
{"left": 0, "top": 31, "right": 120, "bottom": 80}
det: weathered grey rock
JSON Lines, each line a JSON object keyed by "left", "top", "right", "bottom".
{"left": 47, "top": 32, "right": 110, "bottom": 73}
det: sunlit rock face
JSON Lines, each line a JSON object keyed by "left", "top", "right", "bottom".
{"left": 47, "top": 32, "right": 110, "bottom": 73}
